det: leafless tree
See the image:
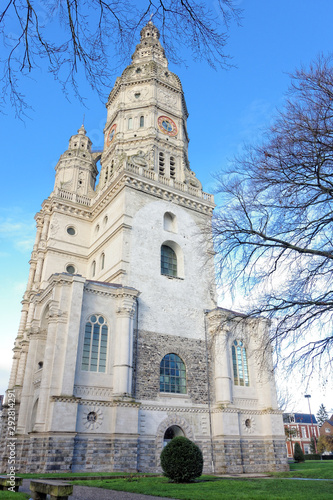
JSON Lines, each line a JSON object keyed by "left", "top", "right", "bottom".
{"left": 276, "top": 386, "right": 296, "bottom": 412}
{"left": 213, "top": 55, "right": 333, "bottom": 376}
{"left": 0, "top": 0, "right": 241, "bottom": 116}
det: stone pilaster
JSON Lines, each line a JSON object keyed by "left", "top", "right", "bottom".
{"left": 16, "top": 334, "right": 39, "bottom": 433}
{"left": 113, "top": 291, "right": 138, "bottom": 396}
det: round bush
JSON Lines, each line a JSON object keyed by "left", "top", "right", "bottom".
{"left": 160, "top": 436, "right": 203, "bottom": 483}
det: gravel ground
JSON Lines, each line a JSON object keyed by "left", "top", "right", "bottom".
{"left": 20, "top": 478, "right": 176, "bottom": 500}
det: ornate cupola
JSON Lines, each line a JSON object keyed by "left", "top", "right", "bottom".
{"left": 131, "top": 21, "right": 168, "bottom": 67}
{"left": 97, "top": 20, "right": 202, "bottom": 192}
{"left": 53, "top": 124, "right": 99, "bottom": 198}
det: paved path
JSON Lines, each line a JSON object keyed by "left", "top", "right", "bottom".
{"left": 21, "top": 479, "right": 176, "bottom": 500}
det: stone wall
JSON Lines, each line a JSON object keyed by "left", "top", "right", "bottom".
{"left": 213, "top": 438, "right": 288, "bottom": 473}
{"left": 135, "top": 330, "right": 210, "bottom": 404}
{"left": 0, "top": 431, "right": 139, "bottom": 473}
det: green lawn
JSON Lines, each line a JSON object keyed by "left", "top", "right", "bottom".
{"left": 11, "top": 461, "right": 333, "bottom": 500}
{"left": 0, "top": 492, "right": 29, "bottom": 500}
{"left": 70, "top": 475, "right": 333, "bottom": 500}
{"left": 273, "top": 460, "right": 333, "bottom": 479}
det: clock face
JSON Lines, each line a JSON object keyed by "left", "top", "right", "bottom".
{"left": 106, "top": 124, "right": 117, "bottom": 146}
{"left": 157, "top": 116, "right": 178, "bottom": 137}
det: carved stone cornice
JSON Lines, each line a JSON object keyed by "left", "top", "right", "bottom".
{"left": 212, "top": 406, "right": 282, "bottom": 416}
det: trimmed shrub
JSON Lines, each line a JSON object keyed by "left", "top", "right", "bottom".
{"left": 304, "top": 454, "right": 320, "bottom": 460}
{"left": 160, "top": 436, "right": 203, "bottom": 483}
{"left": 293, "top": 442, "right": 305, "bottom": 463}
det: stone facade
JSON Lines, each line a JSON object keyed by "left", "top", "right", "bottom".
{"left": 0, "top": 20, "right": 288, "bottom": 475}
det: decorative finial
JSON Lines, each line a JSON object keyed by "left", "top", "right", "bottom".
{"left": 149, "top": 13, "right": 154, "bottom": 22}
{"left": 77, "top": 123, "right": 86, "bottom": 135}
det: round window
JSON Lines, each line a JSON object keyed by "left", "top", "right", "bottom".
{"left": 67, "top": 226, "right": 76, "bottom": 236}
{"left": 66, "top": 265, "right": 75, "bottom": 274}
{"left": 87, "top": 411, "right": 97, "bottom": 422}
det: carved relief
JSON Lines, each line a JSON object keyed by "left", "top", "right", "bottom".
{"left": 157, "top": 88, "right": 177, "bottom": 108}
{"left": 74, "top": 385, "right": 113, "bottom": 399}
{"left": 127, "top": 87, "right": 149, "bottom": 102}
{"left": 49, "top": 217, "right": 60, "bottom": 237}
{"left": 128, "top": 150, "right": 151, "bottom": 169}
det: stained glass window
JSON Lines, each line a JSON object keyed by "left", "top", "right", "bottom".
{"left": 232, "top": 340, "right": 249, "bottom": 386}
{"left": 161, "top": 245, "right": 177, "bottom": 277}
{"left": 82, "top": 315, "right": 108, "bottom": 373}
{"left": 160, "top": 353, "right": 186, "bottom": 394}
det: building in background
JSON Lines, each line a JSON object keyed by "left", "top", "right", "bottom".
{"left": 319, "top": 415, "right": 333, "bottom": 437}
{"left": 283, "top": 413, "right": 319, "bottom": 457}
{"left": 0, "top": 21, "right": 287, "bottom": 474}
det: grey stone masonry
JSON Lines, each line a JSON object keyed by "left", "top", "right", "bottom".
{"left": 213, "top": 438, "right": 288, "bottom": 474}
{"left": 135, "top": 330, "right": 210, "bottom": 403}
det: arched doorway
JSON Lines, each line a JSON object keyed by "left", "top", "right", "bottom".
{"left": 163, "top": 425, "right": 184, "bottom": 447}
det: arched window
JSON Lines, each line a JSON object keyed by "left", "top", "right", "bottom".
{"left": 128, "top": 117, "right": 133, "bottom": 130}
{"left": 92, "top": 260, "right": 96, "bottom": 277}
{"left": 140, "top": 115, "right": 144, "bottom": 127}
{"left": 232, "top": 340, "right": 249, "bottom": 386}
{"left": 101, "top": 253, "right": 105, "bottom": 270}
{"left": 160, "top": 353, "right": 186, "bottom": 394}
{"left": 161, "top": 244, "right": 177, "bottom": 277}
{"left": 82, "top": 315, "right": 108, "bottom": 372}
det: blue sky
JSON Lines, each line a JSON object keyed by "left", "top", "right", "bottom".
{"left": 1, "top": 0, "right": 332, "bottom": 414}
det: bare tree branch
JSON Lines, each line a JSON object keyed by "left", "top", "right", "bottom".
{"left": 0, "top": 0, "right": 241, "bottom": 117}
{"left": 213, "top": 55, "right": 333, "bottom": 376}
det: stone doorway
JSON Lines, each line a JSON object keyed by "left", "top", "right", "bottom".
{"left": 163, "top": 425, "right": 184, "bottom": 447}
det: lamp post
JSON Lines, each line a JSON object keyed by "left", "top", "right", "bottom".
{"left": 305, "top": 394, "right": 317, "bottom": 454}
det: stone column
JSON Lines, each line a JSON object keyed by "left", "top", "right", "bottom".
{"left": 16, "top": 333, "right": 41, "bottom": 433}
{"left": 207, "top": 309, "right": 232, "bottom": 405}
{"left": 40, "top": 213, "right": 50, "bottom": 243}
{"left": 59, "top": 277, "right": 85, "bottom": 396}
{"left": 15, "top": 341, "right": 29, "bottom": 388}
{"left": 17, "top": 302, "right": 29, "bottom": 338}
{"left": 33, "top": 255, "right": 44, "bottom": 285}
{"left": 26, "top": 261, "right": 37, "bottom": 291}
{"left": 25, "top": 302, "right": 35, "bottom": 331}
{"left": 214, "top": 332, "right": 232, "bottom": 404}
{"left": 33, "top": 218, "right": 43, "bottom": 252}
{"left": 113, "top": 291, "right": 138, "bottom": 397}
{"left": 34, "top": 306, "right": 59, "bottom": 431}
{"left": 8, "top": 348, "right": 20, "bottom": 390}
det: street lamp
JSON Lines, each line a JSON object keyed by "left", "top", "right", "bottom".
{"left": 305, "top": 394, "right": 318, "bottom": 454}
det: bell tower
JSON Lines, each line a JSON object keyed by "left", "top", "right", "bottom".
{"left": 98, "top": 20, "right": 201, "bottom": 191}
{"left": 53, "top": 124, "right": 98, "bottom": 198}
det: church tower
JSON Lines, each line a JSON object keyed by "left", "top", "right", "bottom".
{"left": 0, "top": 21, "right": 287, "bottom": 474}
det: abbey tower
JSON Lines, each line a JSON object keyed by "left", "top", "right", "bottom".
{"left": 0, "top": 21, "right": 287, "bottom": 474}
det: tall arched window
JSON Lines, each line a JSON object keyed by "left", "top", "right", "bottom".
{"left": 101, "top": 253, "right": 105, "bottom": 270}
{"left": 160, "top": 353, "right": 186, "bottom": 394}
{"left": 232, "top": 340, "right": 249, "bottom": 386}
{"left": 92, "top": 260, "right": 96, "bottom": 277}
{"left": 128, "top": 117, "right": 133, "bottom": 130}
{"left": 82, "top": 315, "right": 108, "bottom": 372}
{"left": 161, "top": 245, "right": 177, "bottom": 277}
{"left": 140, "top": 115, "right": 144, "bottom": 127}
